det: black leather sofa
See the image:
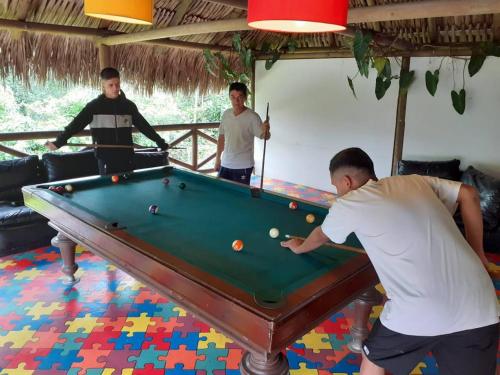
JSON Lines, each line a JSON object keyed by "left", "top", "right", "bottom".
{"left": 0, "top": 150, "right": 168, "bottom": 256}
{"left": 398, "top": 159, "right": 500, "bottom": 253}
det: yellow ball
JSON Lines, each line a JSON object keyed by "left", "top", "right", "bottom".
{"left": 232, "top": 240, "right": 244, "bottom": 252}
{"left": 306, "top": 214, "right": 315, "bottom": 224}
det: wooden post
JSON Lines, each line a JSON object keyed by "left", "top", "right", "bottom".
{"left": 391, "top": 56, "right": 411, "bottom": 176}
{"left": 251, "top": 60, "right": 256, "bottom": 110}
{"left": 192, "top": 129, "right": 198, "bottom": 171}
{"left": 98, "top": 44, "right": 111, "bottom": 69}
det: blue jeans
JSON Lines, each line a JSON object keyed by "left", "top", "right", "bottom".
{"left": 218, "top": 166, "right": 253, "bottom": 185}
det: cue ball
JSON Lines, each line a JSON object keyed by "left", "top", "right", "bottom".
{"left": 306, "top": 214, "right": 315, "bottom": 224}
{"left": 269, "top": 228, "right": 280, "bottom": 238}
{"left": 65, "top": 184, "right": 73, "bottom": 193}
{"left": 289, "top": 201, "right": 298, "bottom": 210}
{"left": 162, "top": 178, "right": 170, "bottom": 185}
{"left": 232, "top": 240, "right": 244, "bottom": 251}
{"left": 148, "top": 205, "right": 159, "bottom": 214}
{"left": 111, "top": 175, "right": 119, "bottom": 183}
{"left": 179, "top": 182, "right": 186, "bottom": 190}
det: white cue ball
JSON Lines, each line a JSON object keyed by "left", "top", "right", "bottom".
{"left": 269, "top": 228, "right": 280, "bottom": 239}
{"left": 65, "top": 184, "right": 73, "bottom": 192}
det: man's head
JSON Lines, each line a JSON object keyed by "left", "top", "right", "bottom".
{"left": 100, "top": 67, "right": 121, "bottom": 99}
{"left": 229, "top": 82, "right": 248, "bottom": 112}
{"left": 329, "top": 147, "right": 377, "bottom": 196}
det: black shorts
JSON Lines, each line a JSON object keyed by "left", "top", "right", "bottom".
{"left": 218, "top": 166, "right": 254, "bottom": 185}
{"left": 363, "top": 319, "right": 499, "bottom": 375}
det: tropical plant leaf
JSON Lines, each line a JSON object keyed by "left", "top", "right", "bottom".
{"left": 353, "top": 30, "right": 372, "bottom": 78}
{"left": 265, "top": 59, "right": 274, "bottom": 70}
{"left": 468, "top": 54, "right": 486, "bottom": 77}
{"left": 425, "top": 69, "right": 439, "bottom": 96}
{"left": 347, "top": 76, "right": 357, "bottom": 99}
{"left": 373, "top": 57, "right": 387, "bottom": 76}
{"left": 399, "top": 70, "right": 415, "bottom": 92}
{"left": 232, "top": 33, "right": 242, "bottom": 53}
{"left": 375, "top": 76, "right": 391, "bottom": 100}
{"left": 451, "top": 89, "right": 466, "bottom": 115}
{"left": 382, "top": 58, "right": 392, "bottom": 79}
{"left": 244, "top": 49, "right": 253, "bottom": 69}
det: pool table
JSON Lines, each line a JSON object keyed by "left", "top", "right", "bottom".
{"left": 23, "top": 166, "right": 380, "bottom": 375}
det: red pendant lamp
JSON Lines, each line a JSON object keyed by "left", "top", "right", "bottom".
{"left": 247, "top": 0, "right": 348, "bottom": 33}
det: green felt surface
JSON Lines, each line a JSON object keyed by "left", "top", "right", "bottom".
{"left": 45, "top": 168, "right": 363, "bottom": 296}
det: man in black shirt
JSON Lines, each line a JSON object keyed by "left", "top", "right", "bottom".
{"left": 46, "top": 67, "right": 168, "bottom": 175}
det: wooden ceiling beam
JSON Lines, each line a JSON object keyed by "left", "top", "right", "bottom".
{"left": 348, "top": 0, "right": 500, "bottom": 24}
{"left": 98, "top": 18, "right": 250, "bottom": 46}
{"left": 0, "top": 18, "right": 231, "bottom": 52}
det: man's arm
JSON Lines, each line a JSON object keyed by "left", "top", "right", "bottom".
{"left": 214, "top": 134, "right": 224, "bottom": 171}
{"left": 46, "top": 104, "right": 93, "bottom": 150}
{"left": 132, "top": 108, "right": 168, "bottom": 150}
{"left": 281, "top": 226, "right": 329, "bottom": 254}
{"left": 458, "top": 183, "right": 489, "bottom": 268}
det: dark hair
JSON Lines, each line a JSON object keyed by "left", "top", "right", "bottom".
{"left": 100, "top": 67, "right": 120, "bottom": 80}
{"left": 229, "top": 82, "right": 248, "bottom": 96}
{"left": 329, "top": 147, "right": 375, "bottom": 177}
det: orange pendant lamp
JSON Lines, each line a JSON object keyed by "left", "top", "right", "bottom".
{"left": 247, "top": 0, "right": 348, "bottom": 33}
{"left": 84, "top": 0, "right": 153, "bottom": 25}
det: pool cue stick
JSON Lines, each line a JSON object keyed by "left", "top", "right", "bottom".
{"left": 65, "top": 143, "right": 184, "bottom": 150}
{"left": 285, "top": 234, "right": 367, "bottom": 255}
{"left": 259, "top": 102, "right": 270, "bottom": 190}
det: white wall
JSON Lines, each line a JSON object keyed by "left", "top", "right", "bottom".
{"left": 254, "top": 58, "right": 398, "bottom": 191}
{"left": 254, "top": 57, "right": 500, "bottom": 191}
{"left": 404, "top": 58, "right": 500, "bottom": 178}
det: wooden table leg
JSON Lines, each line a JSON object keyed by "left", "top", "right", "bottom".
{"left": 240, "top": 351, "right": 289, "bottom": 375}
{"left": 51, "top": 231, "right": 79, "bottom": 285}
{"left": 348, "top": 287, "right": 383, "bottom": 353}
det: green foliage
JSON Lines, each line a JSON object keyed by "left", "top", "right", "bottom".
{"left": 0, "top": 76, "right": 227, "bottom": 165}
{"left": 347, "top": 76, "right": 357, "bottom": 99}
{"left": 375, "top": 77, "right": 391, "bottom": 100}
{"left": 468, "top": 54, "right": 486, "bottom": 77}
{"left": 425, "top": 70, "right": 439, "bottom": 96}
{"left": 353, "top": 30, "right": 372, "bottom": 78}
{"left": 203, "top": 33, "right": 255, "bottom": 87}
{"left": 451, "top": 89, "right": 466, "bottom": 115}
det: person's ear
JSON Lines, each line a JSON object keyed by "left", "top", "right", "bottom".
{"left": 344, "top": 175, "right": 353, "bottom": 189}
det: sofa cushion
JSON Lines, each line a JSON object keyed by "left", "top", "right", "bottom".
{"left": 460, "top": 166, "right": 500, "bottom": 231}
{"left": 0, "top": 202, "right": 49, "bottom": 228}
{"left": 397, "top": 159, "right": 461, "bottom": 181}
{"left": 133, "top": 151, "right": 168, "bottom": 170}
{"left": 42, "top": 150, "right": 99, "bottom": 182}
{"left": 0, "top": 155, "right": 42, "bottom": 202}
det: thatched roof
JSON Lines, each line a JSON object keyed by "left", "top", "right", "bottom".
{"left": 0, "top": 0, "right": 498, "bottom": 94}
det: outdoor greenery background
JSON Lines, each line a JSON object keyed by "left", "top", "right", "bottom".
{"left": 0, "top": 77, "right": 228, "bottom": 165}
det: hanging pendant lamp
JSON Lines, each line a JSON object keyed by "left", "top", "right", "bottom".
{"left": 84, "top": 0, "right": 153, "bottom": 25}
{"left": 247, "top": 0, "right": 348, "bottom": 33}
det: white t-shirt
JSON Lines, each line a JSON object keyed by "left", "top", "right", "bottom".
{"left": 321, "top": 174, "right": 498, "bottom": 336}
{"left": 219, "top": 108, "right": 263, "bottom": 169}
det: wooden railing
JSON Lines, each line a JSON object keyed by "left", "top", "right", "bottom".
{"left": 0, "top": 123, "right": 220, "bottom": 173}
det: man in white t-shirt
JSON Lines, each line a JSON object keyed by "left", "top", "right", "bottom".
{"left": 281, "top": 147, "right": 498, "bottom": 375}
{"left": 214, "top": 82, "right": 270, "bottom": 185}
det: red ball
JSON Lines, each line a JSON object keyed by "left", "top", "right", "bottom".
{"left": 289, "top": 201, "right": 298, "bottom": 210}
{"left": 232, "top": 240, "right": 244, "bottom": 252}
{"left": 111, "top": 175, "right": 119, "bottom": 183}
